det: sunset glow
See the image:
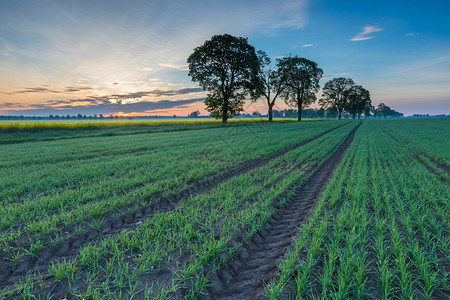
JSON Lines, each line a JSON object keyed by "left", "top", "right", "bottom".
{"left": 1, "top": 0, "right": 449, "bottom": 116}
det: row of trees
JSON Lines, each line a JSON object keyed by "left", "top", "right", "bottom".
{"left": 187, "top": 33, "right": 402, "bottom": 123}
{"left": 374, "top": 103, "right": 403, "bottom": 118}
{"left": 49, "top": 114, "right": 105, "bottom": 120}
{"left": 249, "top": 105, "right": 401, "bottom": 119}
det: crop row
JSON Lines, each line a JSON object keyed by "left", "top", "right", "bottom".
{"left": 265, "top": 120, "right": 449, "bottom": 299}
{"left": 0, "top": 121, "right": 348, "bottom": 257}
{"left": 0, "top": 121, "right": 342, "bottom": 205}
{"left": 1, "top": 122, "right": 359, "bottom": 298}
{"left": 381, "top": 118, "right": 449, "bottom": 166}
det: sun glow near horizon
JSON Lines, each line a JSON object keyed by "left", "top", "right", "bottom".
{"left": 0, "top": 0, "right": 449, "bottom": 117}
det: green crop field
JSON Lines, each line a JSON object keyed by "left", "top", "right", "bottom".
{"left": 0, "top": 118, "right": 448, "bottom": 299}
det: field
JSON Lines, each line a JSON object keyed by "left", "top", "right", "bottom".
{"left": 0, "top": 118, "right": 315, "bottom": 144}
{"left": 0, "top": 118, "right": 448, "bottom": 299}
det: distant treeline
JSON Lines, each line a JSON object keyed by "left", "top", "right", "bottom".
{"left": 246, "top": 106, "right": 402, "bottom": 119}
{"left": 409, "top": 114, "right": 449, "bottom": 118}
{"left": 0, "top": 114, "right": 170, "bottom": 121}
{"left": 2, "top": 110, "right": 448, "bottom": 121}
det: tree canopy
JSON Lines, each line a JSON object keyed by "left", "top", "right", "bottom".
{"left": 319, "top": 77, "right": 355, "bottom": 120}
{"left": 187, "top": 34, "right": 261, "bottom": 123}
{"left": 345, "top": 85, "right": 371, "bottom": 119}
{"left": 187, "top": 110, "right": 200, "bottom": 118}
{"left": 374, "top": 103, "right": 403, "bottom": 118}
{"left": 280, "top": 56, "right": 323, "bottom": 121}
{"left": 187, "top": 34, "right": 402, "bottom": 122}
{"left": 254, "top": 51, "right": 290, "bottom": 122}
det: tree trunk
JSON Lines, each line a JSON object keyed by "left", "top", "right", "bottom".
{"left": 297, "top": 95, "right": 302, "bottom": 122}
{"left": 222, "top": 98, "right": 228, "bottom": 123}
{"left": 268, "top": 104, "right": 273, "bottom": 122}
{"left": 338, "top": 108, "right": 342, "bottom": 120}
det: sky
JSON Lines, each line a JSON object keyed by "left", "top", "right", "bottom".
{"left": 0, "top": 0, "right": 449, "bottom": 117}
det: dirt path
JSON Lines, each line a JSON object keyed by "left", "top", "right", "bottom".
{"left": 203, "top": 122, "right": 361, "bottom": 300}
{"left": 0, "top": 123, "right": 350, "bottom": 292}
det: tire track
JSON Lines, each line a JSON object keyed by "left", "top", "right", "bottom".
{"left": 0, "top": 122, "right": 350, "bottom": 292}
{"left": 414, "top": 156, "right": 449, "bottom": 184}
{"left": 383, "top": 128, "right": 450, "bottom": 176}
{"left": 203, "top": 122, "right": 361, "bottom": 300}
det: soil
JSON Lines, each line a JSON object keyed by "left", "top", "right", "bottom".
{"left": 201, "top": 122, "right": 361, "bottom": 300}
{"left": 0, "top": 122, "right": 351, "bottom": 296}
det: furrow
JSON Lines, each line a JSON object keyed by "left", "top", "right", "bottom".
{"left": 203, "top": 122, "right": 361, "bottom": 300}
{"left": 383, "top": 128, "right": 450, "bottom": 175}
{"left": 0, "top": 122, "right": 350, "bottom": 291}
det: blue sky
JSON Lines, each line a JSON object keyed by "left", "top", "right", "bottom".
{"left": 0, "top": 0, "right": 449, "bottom": 116}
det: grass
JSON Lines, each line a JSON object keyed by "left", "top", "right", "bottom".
{"left": 0, "top": 118, "right": 448, "bottom": 299}
{"left": 0, "top": 117, "right": 329, "bottom": 144}
{"left": 0, "top": 121, "right": 347, "bottom": 269}
{"left": 0, "top": 117, "right": 324, "bottom": 132}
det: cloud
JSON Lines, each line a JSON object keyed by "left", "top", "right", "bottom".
{"left": 0, "top": 87, "right": 206, "bottom": 115}
{"left": 270, "top": 0, "right": 307, "bottom": 29}
{"left": 4, "top": 86, "right": 203, "bottom": 100}
{"left": 6, "top": 85, "right": 94, "bottom": 95}
{"left": 107, "top": 87, "right": 204, "bottom": 103}
{"left": 158, "top": 63, "right": 189, "bottom": 71}
{"left": 0, "top": 0, "right": 310, "bottom": 116}
{"left": 302, "top": 43, "right": 316, "bottom": 47}
{"left": 360, "top": 26, "right": 384, "bottom": 35}
{"left": 405, "top": 32, "right": 420, "bottom": 36}
{"left": 350, "top": 36, "right": 373, "bottom": 41}
{"left": 10, "top": 87, "right": 61, "bottom": 94}
{"left": 64, "top": 86, "right": 95, "bottom": 92}
{"left": 1, "top": 97, "right": 206, "bottom": 116}
{"left": 334, "top": 72, "right": 352, "bottom": 76}
{"left": 351, "top": 25, "right": 384, "bottom": 41}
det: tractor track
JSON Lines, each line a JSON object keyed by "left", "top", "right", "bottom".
{"left": 383, "top": 128, "right": 450, "bottom": 177}
{"left": 0, "top": 122, "right": 351, "bottom": 293}
{"left": 203, "top": 122, "right": 361, "bottom": 300}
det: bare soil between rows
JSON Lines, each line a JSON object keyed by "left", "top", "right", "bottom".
{"left": 201, "top": 122, "right": 361, "bottom": 300}
{"left": 0, "top": 122, "right": 350, "bottom": 295}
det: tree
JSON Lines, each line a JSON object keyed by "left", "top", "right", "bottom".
{"left": 282, "top": 108, "right": 298, "bottom": 118}
{"left": 187, "top": 34, "right": 261, "bottom": 123}
{"left": 281, "top": 56, "right": 323, "bottom": 121}
{"left": 325, "top": 107, "right": 338, "bottom": 119}
{"left": 317, "top": 107, "right": 325, "bottom": 118}
{"left": 187, "top": 110, "right": 200, "bottom": 118}
{"left": 376, "top": 103, "right": 403, "bottom": 118}
{"left": 389, "top": 109, "right": 404, "bottom": 118}
{"left": 345, "top": 85, "right": 371, "bottom": 119}
{"left": 363, "top": 102, "right": 374, "bottom": 119}
{"left": 319, "top": 77, "right": 355, "bottom": 120}
{"left": 377, "top": 103, "right": 390, "bottom": 118}
{"left": 254, "top": 51, "right": 289, "bottom": 122}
